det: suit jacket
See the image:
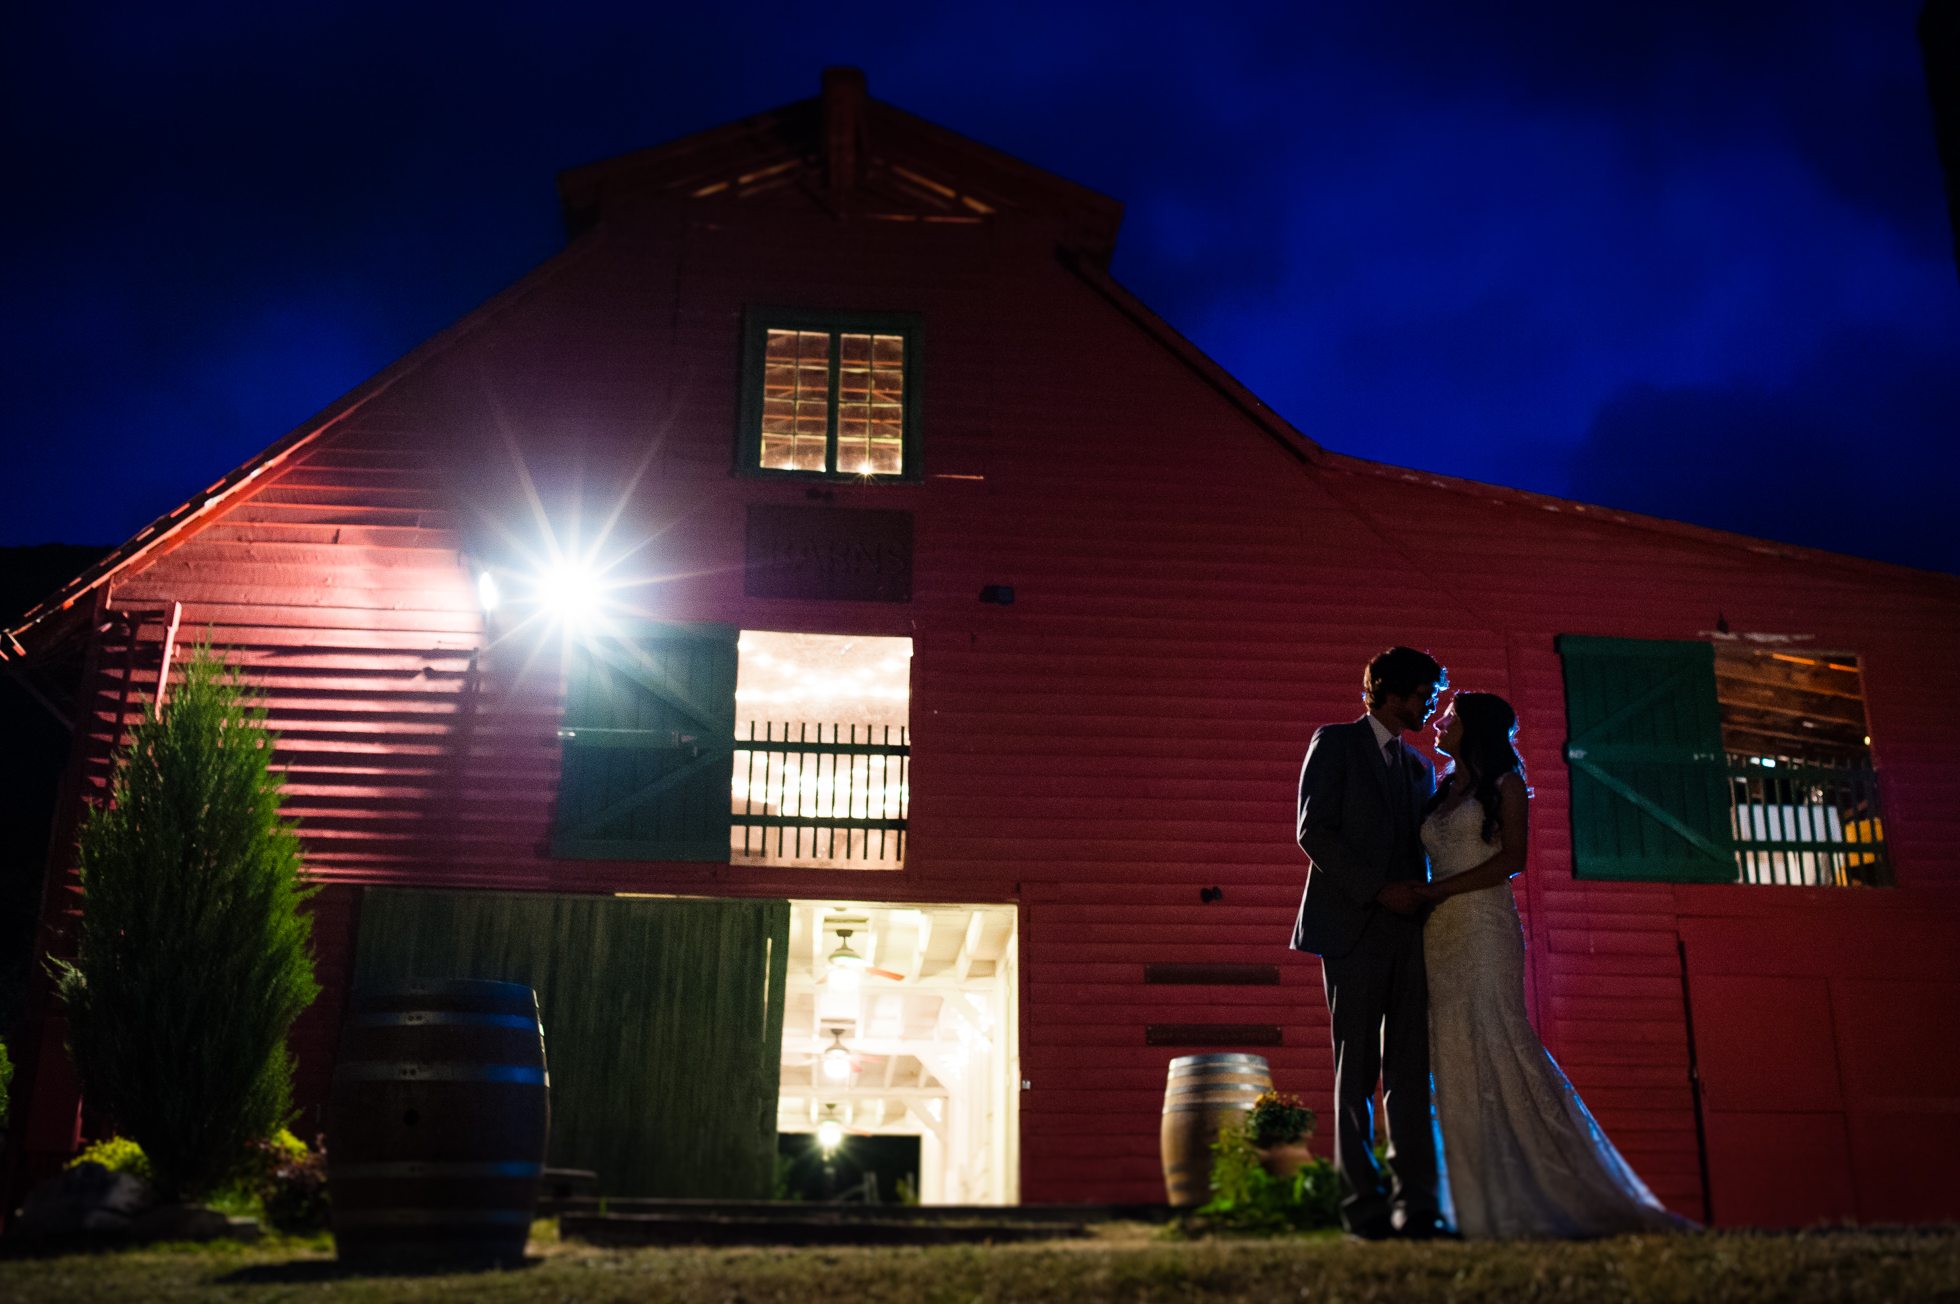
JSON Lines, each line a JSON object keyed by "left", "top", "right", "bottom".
{"left": 1290, "top": 716, "right": 1436, "bottom": 958}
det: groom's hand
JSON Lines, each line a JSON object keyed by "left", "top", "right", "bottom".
{"left": 1377, "top": 882, "right": 1422, "bottom": 915}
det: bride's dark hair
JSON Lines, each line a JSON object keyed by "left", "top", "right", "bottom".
{"left": 1423, "top": 691, "right": 1526, "bottom": 843}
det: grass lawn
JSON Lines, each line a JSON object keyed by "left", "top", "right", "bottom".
{"left": 2, "top": 1222, "right": 1958, "bottom": 1303}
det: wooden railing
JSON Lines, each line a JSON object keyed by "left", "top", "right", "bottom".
{"left": 732, "top": 722, "right": 908, "bottom": 865}
{"left": 1726, "top": 753, "right": 1890, "bottom": 887}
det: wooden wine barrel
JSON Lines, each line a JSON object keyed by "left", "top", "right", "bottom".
{"left": 1160, "top": 1053, "right": 1272, "bottom": 1207}
{"left": 328, "top": 979, "right": 549, "bottom": 1264}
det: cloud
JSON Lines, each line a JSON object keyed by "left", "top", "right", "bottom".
{"left": 1564, "top": 328, "right": 1960, "bottom": 573}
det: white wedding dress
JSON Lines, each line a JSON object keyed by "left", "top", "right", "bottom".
{"left": 1422, "top": 797, "right": 1693, "bottom": 1238}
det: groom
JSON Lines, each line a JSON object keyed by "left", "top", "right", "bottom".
{"left": 1291, "top": 646, "right": 1448, "bottom": 1240}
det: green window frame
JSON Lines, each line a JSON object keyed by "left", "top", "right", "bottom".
{"left": 1556, "top": 634, "right": 1738, "bottom": 883}
{"left": 735, "top": 308, "right": 924, "bottom": 482}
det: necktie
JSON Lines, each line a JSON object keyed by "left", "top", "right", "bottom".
{"left": 1384, "top": 738, "right": 1408, "bottom": 807}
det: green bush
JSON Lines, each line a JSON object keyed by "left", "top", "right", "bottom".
{"left": 247, "top": 1129, "right": 330, "bottom": 1233}
{"left": 56, "top": 647, "right": 319, "bottom": 1202}
{"left": 68, "top": 1135, "right": 155, "bottom": 1184}
{"left": 1190, "top": 1120, "right": 1341, "bottom": 1235}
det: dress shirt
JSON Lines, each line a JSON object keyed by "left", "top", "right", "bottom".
{"left": 1366, "top": 712, "right": 1400, "bottom": 763}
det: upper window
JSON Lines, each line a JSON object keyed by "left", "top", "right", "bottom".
{"left": 552, "top": 623, "right": 910, "bottom": 869}
{"left": 1555, "top": 635, "right": 1889, "bottom": 888}
{"left": 737, "top": 309, "right": 923, "bottom": 481}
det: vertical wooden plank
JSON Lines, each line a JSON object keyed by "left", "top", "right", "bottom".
{"left": 353, "top": 888, "right": 790, "bottom": 1198}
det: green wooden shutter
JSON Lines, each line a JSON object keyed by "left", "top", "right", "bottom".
{"left": 354, "top": 889, "right": 791, "bottom": 1199}
{"left": 1556, "top": 634, "right": 1737, "bottom": 883}
{"left": 553, "top": 623, "right": 736, "bottom": 862}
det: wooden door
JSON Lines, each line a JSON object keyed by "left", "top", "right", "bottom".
{"left": 352, "top": 888, "right": 790, "bottom": 1197}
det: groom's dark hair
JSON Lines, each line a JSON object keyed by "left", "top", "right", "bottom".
{"left": 1364, "top": 646, "right": 1446, "bottom": 708}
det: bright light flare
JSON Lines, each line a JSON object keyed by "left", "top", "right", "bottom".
{"left": 538, "top": 562, "right": 603, "bottom": 621}
{"left": 477, "top": 571, "right": 501, "bottom": 612}
{"left": 817, "top": 1119, "right": 844, "bottom": 1152}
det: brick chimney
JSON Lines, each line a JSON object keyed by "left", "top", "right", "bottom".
{"left": 822, "top": 67, "right": 867, "bottom": 198}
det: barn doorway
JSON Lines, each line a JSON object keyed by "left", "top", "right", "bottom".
{"left": 778, "top": 900, "right": 1020, "bottom": 1204}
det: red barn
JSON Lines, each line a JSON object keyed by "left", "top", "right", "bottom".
{"left": 6, "top": 69, "right": 1959, "bottom": 1225}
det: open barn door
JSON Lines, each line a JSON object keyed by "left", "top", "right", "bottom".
{"left": 353, "top": 889, "right": 790, "bottom": 1197}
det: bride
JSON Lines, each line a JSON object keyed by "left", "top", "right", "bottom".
{"left": 1415, "top": 691, "right": 1693, "bottom": 1239}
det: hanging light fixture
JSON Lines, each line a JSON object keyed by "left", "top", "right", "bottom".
{"left": 817, "top": 1104, "right": 844, "bottom": 1153}
{"left": 821, "top": 1028, "right": 854, "bottom": 1083}
{"left": 828, "top": 928, "right": 870, "bottom": 970}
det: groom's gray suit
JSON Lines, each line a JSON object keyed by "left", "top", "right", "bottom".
{"left": 1291, "top": 715, "right": 1441, "bottom": 1235}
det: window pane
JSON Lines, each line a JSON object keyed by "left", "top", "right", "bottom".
{"left": 761, "top": 329, "right": 832, "bottom": 471}
{"left": 835, "top": 332, "right": 905, "bottom": 476}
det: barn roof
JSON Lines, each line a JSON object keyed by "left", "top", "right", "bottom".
{"left": 7, "top": 70, "right": 1955, "bottom": 665}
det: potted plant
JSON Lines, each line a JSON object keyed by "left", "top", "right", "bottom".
{"left": 1246, "top": 1090, "right": 1316, "bottom": 1178}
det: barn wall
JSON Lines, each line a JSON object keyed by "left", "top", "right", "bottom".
{"left": 19, "top": 181, "right": 1960, "bottom": 1223}
{"left": 42, "top": 432, "right": 545, "bottom": 1121}
{"left": 1319, "top": 466, "right": 1960, "bottom": 1223}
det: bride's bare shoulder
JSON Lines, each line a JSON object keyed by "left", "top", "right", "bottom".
{"left": 1496, "top": 771, "right": 1530, "bottom": 796}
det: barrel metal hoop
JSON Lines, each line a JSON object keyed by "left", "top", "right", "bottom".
{"left": 333, "top": 1062, "right": 547, "bottom": 1085}
{"left": 330, "top": 1161, "right": 546, "bottom": 1180}
{"left": 1164, "top": 1080, "right": 1265, "bottom": 1093}
{"left": 348, "top": 1012, "right": 540, "bottom": 1030}
{"left": 332, "top": 1209, "right": 535, "bottom": 1227}
{"left": 350, "top": 979, "right": 537, "bottom": 1002}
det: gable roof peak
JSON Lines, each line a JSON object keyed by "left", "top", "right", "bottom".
{"left": 555, "top": 68, "right": 1124, "bottom": 264}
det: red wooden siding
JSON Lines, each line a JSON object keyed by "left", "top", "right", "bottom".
{"left": 12, "top": 85, "right": 1960, "bottom": 1224}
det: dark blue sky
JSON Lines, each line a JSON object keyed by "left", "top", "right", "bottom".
{"left": 6, "top": 2, "right": 1956, "bottom": 571}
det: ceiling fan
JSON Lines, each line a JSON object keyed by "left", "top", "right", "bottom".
{"left": 782, "top": 1027, "right": 886, "bottom": 1082}
{"left": 817, "top": 927, "right": 904, "bottom": 983}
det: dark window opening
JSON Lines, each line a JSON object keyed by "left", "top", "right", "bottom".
{"left": 1715, "top": 647, "right": 1888, "bottom": 887}
{"left": 1555, "top": 634, "right": 1890, "bottom": 888}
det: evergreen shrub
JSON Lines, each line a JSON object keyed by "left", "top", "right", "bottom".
{"left": 56, "top": 647, "right": 319, "bottom": 1201}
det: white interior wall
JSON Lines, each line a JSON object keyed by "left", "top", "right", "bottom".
{"left": 779, "top": 900, "right": 1020, "bottom": 1204}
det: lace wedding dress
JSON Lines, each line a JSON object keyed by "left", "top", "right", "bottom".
{"left": 1422, "top": 797, "right": 1693, "bottom": 1239}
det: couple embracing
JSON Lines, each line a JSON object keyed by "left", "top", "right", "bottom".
{"left": 1292, "top": 647, "right": 1691, "bottom": 1241}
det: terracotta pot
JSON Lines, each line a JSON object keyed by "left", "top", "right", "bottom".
{"left": 1254, "top": 1140, "right": 1317, "bottom": 1179}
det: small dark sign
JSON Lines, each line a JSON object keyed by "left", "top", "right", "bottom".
{"left": 1145, "top": 1024, "right": 1284, "bottom": 1047}
{"left": 744, "top": 505, "right": 913, "bottom": 602}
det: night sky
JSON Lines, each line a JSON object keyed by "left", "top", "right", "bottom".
{"left": 6, "top": 3, "right": 1957, "bottom": 573}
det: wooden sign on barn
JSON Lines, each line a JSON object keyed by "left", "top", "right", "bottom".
{"left": 5, "top": 68, "right": 1959, "bottom": 1225}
